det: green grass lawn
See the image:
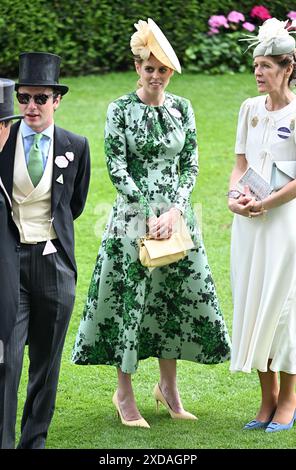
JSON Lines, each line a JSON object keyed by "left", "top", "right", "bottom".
{"left": 16, "top": 72, "right": 295, "bottom": 449}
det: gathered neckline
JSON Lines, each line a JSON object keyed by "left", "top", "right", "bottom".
{"left": 133, "top": 91, "right": 167, "bottom": 108}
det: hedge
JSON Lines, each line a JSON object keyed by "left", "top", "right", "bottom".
{"left": 0, "top": 0, "right": 295, "bottom": 76}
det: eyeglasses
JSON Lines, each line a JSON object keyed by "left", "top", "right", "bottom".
{"left": 16, "top": 92, "right": 55, "bottom": 105}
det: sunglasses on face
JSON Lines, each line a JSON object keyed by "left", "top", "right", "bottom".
{"left": 16, "top": 92, "right": 55, "bottom": 105}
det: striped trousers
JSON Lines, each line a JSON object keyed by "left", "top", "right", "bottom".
{"left": 0, "top": 240, "right": 75, "bottom": 449}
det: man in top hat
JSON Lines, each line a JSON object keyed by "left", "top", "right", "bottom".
{"left": 0, "top": 79, "right": 23, "bottom": 447}
{"left": 0, "top": 52, "right": 90, "bottom": 449}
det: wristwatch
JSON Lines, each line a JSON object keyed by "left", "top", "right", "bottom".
{"left": 227, "top": 189, "right": 243, "bottom": 199}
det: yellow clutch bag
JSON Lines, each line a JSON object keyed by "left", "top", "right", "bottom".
{"left": 139, "top": 217, "right": 195, "bottom": 268}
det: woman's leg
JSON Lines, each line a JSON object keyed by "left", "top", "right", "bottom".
{"left": 116, "top": 368, "right": 142, "bottom": 420}
{"left": 272, "top": 372, "right": 296, "bottom": 424}
{"left": 158, "top": 359, "right": 183, "bottom": 413}
{"left": 256, "top": 359, "right": 279, "bottom": 421}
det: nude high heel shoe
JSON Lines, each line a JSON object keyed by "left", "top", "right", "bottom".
{"left": 112, "top": 391, "right": 150, "bottom": 428}
{"left": 153, "top": 383, "right": 198, "bottom": 420}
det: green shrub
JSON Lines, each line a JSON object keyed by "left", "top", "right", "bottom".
{"left": 0, "top": 0, "right": 59, "bottom": 75}
{"left": 185, "top": 31, "right": 253, "bottom": 74}
{"left": 0, "top": 0, "right": 295, "bottom": 76}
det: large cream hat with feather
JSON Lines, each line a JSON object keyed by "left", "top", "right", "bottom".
{"left": 130, "top": 18, "right": 181, "bottom": 73}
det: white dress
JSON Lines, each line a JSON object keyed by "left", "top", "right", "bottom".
{"left": 230, "top": 95, "right": 296, "bottom": 374}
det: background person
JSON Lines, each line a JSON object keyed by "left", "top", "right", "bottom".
{"left": 228, "top": 18, "right": 296, "bottom": 433}
{"left": 0, "top": 78, "right": 23, "bottom": 446}
{"left": 0, "top": 52, "right": 90, "bottom": 448}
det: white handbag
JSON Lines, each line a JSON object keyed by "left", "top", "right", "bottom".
{"left": 270, "top": 161, "right": 296, "bottom": 191}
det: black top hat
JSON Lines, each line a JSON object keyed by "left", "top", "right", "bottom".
{"left": 15, "top": 52, "right": 69, "bottom": 96}
{"left": 0, "top": 79, "right": 23, "bottom": 122}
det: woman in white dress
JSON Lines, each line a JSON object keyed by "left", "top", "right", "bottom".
{"left": 228, "top": 18, "right": 296, "bottom": 433}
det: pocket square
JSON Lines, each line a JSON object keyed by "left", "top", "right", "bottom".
{"left": 56, "top": 174, "right": 64, "bottom": 184}
{"left": 42, "top": 240, "right": 58, "bottom": 256}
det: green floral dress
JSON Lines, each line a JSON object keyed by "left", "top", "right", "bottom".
{"left": 72, "top": 91, "right": 231, "bottom": 373}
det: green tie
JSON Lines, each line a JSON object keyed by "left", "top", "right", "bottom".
{"left": 27, "top": 133, "right": 44, "bottom": 187}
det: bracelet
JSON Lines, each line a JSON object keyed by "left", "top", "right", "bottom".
{"left": 227, "top": 189, "right": 244, "bottom": 199}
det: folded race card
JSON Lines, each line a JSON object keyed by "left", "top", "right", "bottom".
{"left": 236, "top": 166, "right": 273, "bottom": 200}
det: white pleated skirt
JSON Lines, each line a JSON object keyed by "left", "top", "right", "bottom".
{"left": 230, "top": 199, "right": 296, "bottom": 374}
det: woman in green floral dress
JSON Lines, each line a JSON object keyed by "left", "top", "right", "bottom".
{"left": 72, "top": 18, "right": 231, "bottom": 428}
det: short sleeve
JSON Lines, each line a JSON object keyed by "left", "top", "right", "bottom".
{"left": 234, "top": 98, "right": 251, "bottom": 155}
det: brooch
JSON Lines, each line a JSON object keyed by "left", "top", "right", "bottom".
{"left": 251, "top": 116, "right": 259, "bottom": 127}
{"left": 169, "top": 108, "right": 182, "bottom": 118}
{"left": 290, "top": 119, "right": 295, "bottom": 131}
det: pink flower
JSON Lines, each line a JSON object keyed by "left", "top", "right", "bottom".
{"left": 208, "top": 27, "right": 220, "bottom": 35}
{"left": 242, "top": 22, "right": 256, "bottom": 32}
{"left": 287, "top": 11, "right": 296, "bottom": 21}
{"left": 250, "top": 5, "right": 272, "bottom": 21}
{"left": 227, "top": 11, "right": 245, "bottom": 23}
{"left": 208, "top": 15, "right": 229, "bottom": 30}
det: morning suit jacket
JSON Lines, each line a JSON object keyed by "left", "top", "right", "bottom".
{"left": 0, "top": 178, "right": 20, "bottom": 346}
{"left": 0, "top": 121, "right": 91, "bottom": 343}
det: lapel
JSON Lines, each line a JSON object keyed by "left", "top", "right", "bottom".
{"left": 0, "top": 121, "right": 20, "bottom": 199}
{"left": 51, "top": 126, "right": 72, "bottom": 216}
{"left": 0, "top": 177, "right": 12, "bottom": 207}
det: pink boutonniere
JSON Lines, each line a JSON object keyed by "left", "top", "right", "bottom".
{"left": 54, "top": 152, "right": 75, "bottom": 168}
{"left": 65, "top": 151, "right": 74, "bottom": 162}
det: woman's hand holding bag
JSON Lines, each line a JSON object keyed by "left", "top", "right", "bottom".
{"left": 140, "top": 210, "right": 195, "bottom": 269}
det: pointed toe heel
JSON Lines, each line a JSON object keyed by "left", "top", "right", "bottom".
{"left": 112, "top": 391, "right": 150, "bottom": 428}
{"left": 265, "top": 410, "right": 296, "bottom": 433}
{"left": 243, "top": 419, "right": 270, "bottom": 430}
{"left": 153, "top": 383, "right": 198, "bottom": 420}
{"left": 243, "top": 408, "right": 276, "bottom": 431}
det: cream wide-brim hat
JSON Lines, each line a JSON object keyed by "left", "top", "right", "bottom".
{"left": 147, "top": 19, "right": 181, "bottom": 73}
